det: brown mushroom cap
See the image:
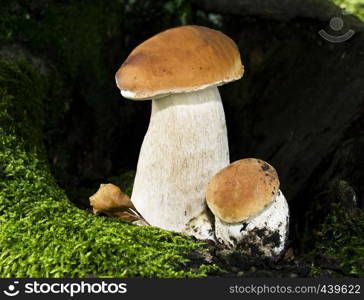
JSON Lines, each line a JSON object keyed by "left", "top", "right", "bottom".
{"left": 206, "top": 158, "right": 280, "bottom": 223}
{"left": 115, "top": 25, "right": 243, "bottom": 100}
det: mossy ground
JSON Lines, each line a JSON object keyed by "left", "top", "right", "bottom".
{"left": 332, "top": 0, "right": 364, "bottom": 21}
{"left": 0, "top": 58, "right": 218, "bottom": 277}
{"left": 312, "top": 210, "right": 364, "bottom": 277}
{"left": 308, "top": 190, "right": 364, "bottom": 277}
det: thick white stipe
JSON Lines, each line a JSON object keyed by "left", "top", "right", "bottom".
{"left": 131, "top": 86, "right": 229, "bottom": 239}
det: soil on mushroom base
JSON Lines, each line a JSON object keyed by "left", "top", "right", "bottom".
{"left": 185, "top": 198, "right": 364, "bottom": 278}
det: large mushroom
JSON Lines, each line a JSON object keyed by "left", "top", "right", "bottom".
{"left": 115, "top": 25, "right": 243, "bottom": 239}
{"left": 206, "top": 158, "right": 289, "bottom": 258}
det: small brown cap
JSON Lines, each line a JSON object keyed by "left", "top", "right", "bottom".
{"left": 206, "top": 158, "right": 280, "bottom": 223}
{"left": 115, "top": 25, "right": 243, "bottom": 100}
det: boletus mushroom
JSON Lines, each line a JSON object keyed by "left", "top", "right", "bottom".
{"left": 206, "top": 158, "right": 289, "bottom": 258}
{"left": 115, "top": 25, "right": 243, "bottom": 239}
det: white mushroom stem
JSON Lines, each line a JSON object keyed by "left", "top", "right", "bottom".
{"left": 215, "top": 190, "right": 289, "bottom": 257}
{"left": 131, "top": 86, "right": 229, "bottom": 239}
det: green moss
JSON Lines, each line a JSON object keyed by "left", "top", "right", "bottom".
{"left": 332, "top": 0, "right": 364, "bottom": 21}
{"left": 308, "top": 180, "right": 364, "bottom": 277}
{"left": 0, "top": 58, "right": 217, "bottom": 277}
{"left": 313, "top": 204, "right": 364, "bottom": 277}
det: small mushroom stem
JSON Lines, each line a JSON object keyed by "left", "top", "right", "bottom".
{"left": 215, "top": 190, "right": 289, "bottom": 257}
{"left": 131, "top": 86, "right": 229, "bottom": 239}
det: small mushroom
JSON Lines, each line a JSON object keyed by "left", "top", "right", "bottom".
{"left": 115, "top": 25, "right": 243, "bottom": 239}
{"left": 206, "top": 158, "right": 289, "bottom": 258}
